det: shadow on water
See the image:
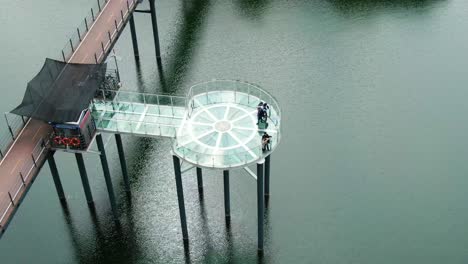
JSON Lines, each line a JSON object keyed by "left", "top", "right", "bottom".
{"left": 328, "top": 0, "right": 446, "bottom": 15}
{"left": 234, "top": 0, "right": 271, "bottom": 19}
{"left": 163, "top": 0, "right": 212, "bottom": 93}
{"left": 61, "top": 199, "right": 142, "bottom": 264}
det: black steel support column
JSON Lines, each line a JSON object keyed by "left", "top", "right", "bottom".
{"left": 128, "top": 14, "right": 140, "bottom": 61}
{"left": 265, "top": 155, "right": 271, "bottom": 197}
{"left": 115, "top": 134, "right": 131, "bottom": 193}
{"left": 257, "top": 161, "right": 265, "bottom": 251}
{"left": 223, "top": 170, "right": 230, "bottom": 219}
{"left": 196, "top": 167, "right": 203, "bottom": 191}
{"left": 96, "top": 134, "right": 119, "bottom": 218}
{"left": 149, "top": 0, "right": 162, "bottom": 61}
{"left": 48, "top": 153, "right": 65, "bottom": 201}
{"left": 75, "top": 153, "right": 93, "bottom": 204}
{"left": 172, "top": 155, "right": 188, "bottom": 240}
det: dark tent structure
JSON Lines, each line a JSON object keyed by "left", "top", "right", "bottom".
{"left": 12, "top": 58, "right": 106, "bottom": 123}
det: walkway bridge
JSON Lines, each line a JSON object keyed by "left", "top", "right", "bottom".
{"left": 0, "top": 0, "right": 143, "bottom": 234}
{"left": 91, "top": 80, "right": 281, "bottom": 168}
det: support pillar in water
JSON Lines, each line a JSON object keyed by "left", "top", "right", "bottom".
{"left": 48, "top": 152, "right": 65, "bottom": 201}
{"left": 223, "top": 170, "right": 230, "bottom": 219}
{"left": 149, "top": 0, "right": 161, "bottom": 61}
{"left": 196, "top": 167, "right": 203, "bottom": 191}
{"left": 257, "top": 160, "right": 265, "bottom": 251}
{"left": 96, "top": 134, "right": 119, "bottom": 218}
{"left": 75, "top": 153, "right": 93, "bottom": 204}
{"left": 173, "top": 155, "right": 188, "bottom": 240}
{"left": 128, "top": 13, "right": 140, "bottom": 61}
{"left": 115, "top": 134, "right": 130, "bottom": 193}
{"left": 265, "top": 155, "right": 271, "bottom": 197}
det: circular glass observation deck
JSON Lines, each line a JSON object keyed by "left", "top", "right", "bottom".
{"left": 173, "top": 80, "right": 281, "bottom": 169}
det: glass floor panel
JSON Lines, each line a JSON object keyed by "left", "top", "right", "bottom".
{"left": 174, "top": 90, "right": 280, "bottom": 168}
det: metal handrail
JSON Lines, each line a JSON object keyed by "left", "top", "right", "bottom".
{"left": 94, "top": 0, "right": 138, "bottom": 63}
{"left": 0, "top": 137, "right": 49, "bottom": 229}
{"left": 59, "top": 0, "right": 110, "bottom": 62}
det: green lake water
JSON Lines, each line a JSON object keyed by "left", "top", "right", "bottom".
{"left": 1, "top": 0, "right": 468, "bottom": 263}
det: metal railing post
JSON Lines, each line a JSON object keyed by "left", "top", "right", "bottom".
{"left": 101, "top": 41, "right": 105, "bottom": 54}
{"left": 0, "top": 149, "right": 3, "bottom": 159}
{"left": 69, "top": 38, "right": 74, "bottom": 52}
{"left": 77, "top": 28, "right": 82, "bottom": 41}
{"left": 31, "top": 154, "right": 37, "bottom": 167}
{"left": 156, "top": 95, "right": 160, "bottom": 114}
{"left": 8, "top": 192, "right": 14, "bottom": 206}
{"left": 108, "top": 31, "right": 112, "bottom": 42}
{"left": 94, "top": 53, "right": 98, "bottom": 64}
{"left": 114, "top": 20, "right": 118, "bottom": 31}
{"left": 97, "top": 0, "right": 101, "bottom": 12}
{"left": 62, "top": 50, "right": 66, "bottom": 62}
{"left": 170, "top": 97, "right": 174, "bottom": 116}
{"left": 85, "top": 17, "right": 89, "bottom": 31}
{"left": 91, "top": 8, "right": 95, "bottom": 21}
{"left": 121, "top": 10, "right": 124, "bottom": 21}
{"left": 19, "top": 172, "right": 25, "bottom": 186}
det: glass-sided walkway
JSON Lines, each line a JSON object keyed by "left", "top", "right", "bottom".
{"left": 92, "top": 90, "right": 186, "bottom": 138}
{"left": 91, "top": 80, "right": 282, "bottom": 169}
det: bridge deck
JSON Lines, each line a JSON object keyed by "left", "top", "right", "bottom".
{"left": 0, "top": 0, "right": 137, "bottom": 233}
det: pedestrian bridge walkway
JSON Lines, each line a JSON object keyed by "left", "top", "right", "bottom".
{"left": 91, "top": 80, "right": 282, "bottom": 169}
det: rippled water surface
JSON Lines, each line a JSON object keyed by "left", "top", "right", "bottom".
{"left": 1, "top": 0, "right": 468, "bottom": 263}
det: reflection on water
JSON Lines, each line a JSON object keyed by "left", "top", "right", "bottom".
{"left": 328, "top": 0, "right": 445, "bottom": 14}
{"left": 164, "top": 0, "right": 212, "bottom": 93}
{"left": 234, "top": 0, "right": 271, "bottom": 19}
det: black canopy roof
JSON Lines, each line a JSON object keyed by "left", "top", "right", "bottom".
{"left": 12, "top": 58, "right": 106, "bottom": 123}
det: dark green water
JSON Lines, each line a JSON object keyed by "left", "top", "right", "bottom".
{"left": 2, "top": 0, "right": 468, "bottom": 263}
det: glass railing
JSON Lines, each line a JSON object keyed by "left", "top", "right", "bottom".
{"left": 95, "top": 116, "right": 179, "bottom": 138}
{"left": 174, "top": 80, "right": 282, "bottom": 168}
{"left": 92, "top": 89, "right": 188, "bottom": 119}
{"left": 174, "top": 136, "right": 277, "bottom": 169}
{"left": 186, "top": 80, "right": 282, "bottom": 127}
{"left": 0, "top": 137, "right": 49, "bottom": 230}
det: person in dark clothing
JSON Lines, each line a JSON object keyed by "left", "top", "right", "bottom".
{"left": 261, "top": 132, "right": 271, "bottom": 152}
{"left": 257, "top": 102, "right": 264, "bottom": 125}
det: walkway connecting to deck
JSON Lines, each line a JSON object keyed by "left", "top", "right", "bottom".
{"left": 92, "top": 81, "right": 281, "bottom": 168}
{"left": 0, "top": 0, "right": 139, "bottom": 233}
